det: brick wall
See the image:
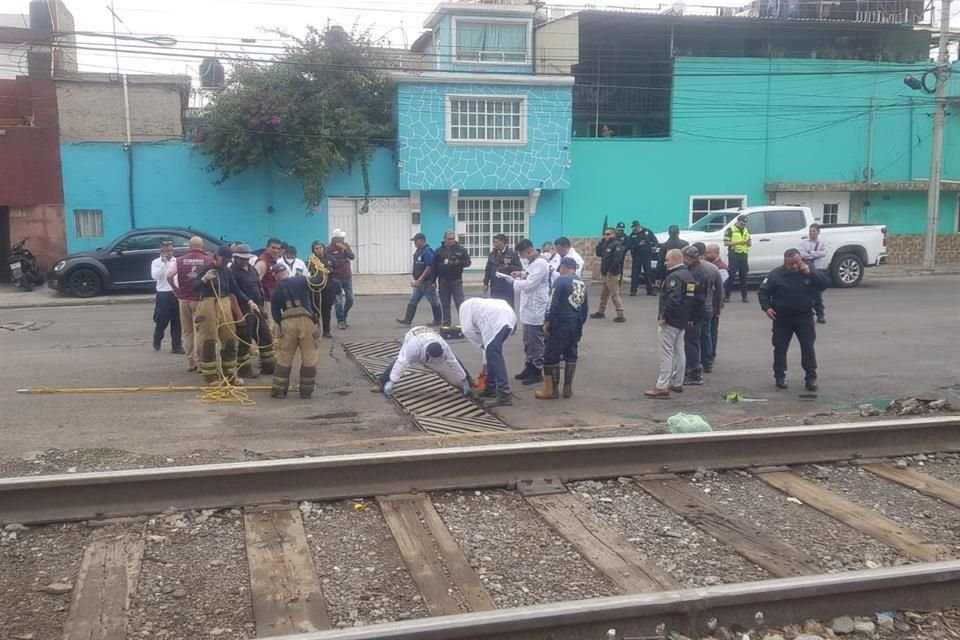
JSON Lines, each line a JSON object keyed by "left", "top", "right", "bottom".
{"left": 56, "top": 78, "right": 186, "bottom": 142}
{"left": 885, "top": 234, "right": 960, "bottom": 265}
{"left": 572, "top": 237, "right": 652, "bottom": 281}
{"left": 8, "top": 204, "right": 67, "bottom": 270}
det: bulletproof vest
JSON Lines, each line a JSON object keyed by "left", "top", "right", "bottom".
{"left": 174, "top": 250, "right": 210, "bottom": 301}
{"left": 231, "top": 263, "right": 263, "bottom": 304}
{"left": 260, "top": 252, "right": 278, "bottom": 300}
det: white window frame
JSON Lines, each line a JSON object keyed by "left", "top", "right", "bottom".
{"left": 451, "top": 17, "right": 533, "bottom": 66}
{"left": 445, "top": 94, "right": 528, "bottom": 146}
{"left": 822, "top": 202, "right": 840, "bottom": 225}
{"left": 454, "top": 197, "right": 529, "bottom": 260}
{"left": 688, "top": 195, "right": 748, "bottom": 226}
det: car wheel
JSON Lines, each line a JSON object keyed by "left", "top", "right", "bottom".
{"left": 831, "top": 253, "right": 864, "bottom": 288}
{"left": 67, "top": 268, "right": 103, "bottom": 298}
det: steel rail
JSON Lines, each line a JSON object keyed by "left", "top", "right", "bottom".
{"left": 283, "top": 561, "right": 960, "bottom": 640}
{"left": 1, "top": 416, "right": 958, "bottom": 525}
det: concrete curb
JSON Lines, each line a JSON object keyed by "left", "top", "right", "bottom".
{"left": 0, "top": 295, "right": 155, "bottom": 311}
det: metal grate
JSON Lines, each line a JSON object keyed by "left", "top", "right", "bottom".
{"left": 342, "top": 341, "right": 509, "bottom": 436}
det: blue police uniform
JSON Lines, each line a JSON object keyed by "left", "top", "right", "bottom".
{"left": 539, "top": 269, "right": 589, "bottom": 399}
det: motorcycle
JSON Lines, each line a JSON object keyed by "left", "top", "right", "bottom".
{"left": 8, "top": 238, "right": 44, "bottom": 291}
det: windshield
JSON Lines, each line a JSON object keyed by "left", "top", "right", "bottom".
{"left": 689, "top": 212, "right": 737, "bottom": 232}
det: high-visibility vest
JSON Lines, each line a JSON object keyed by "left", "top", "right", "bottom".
{"left": 726, "top": 227, "right": 751, "bottom": 254}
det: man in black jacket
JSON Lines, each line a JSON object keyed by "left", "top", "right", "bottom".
{"left": 483, "top": 234, "right": 520, "bottom": 309}
{"left": 645, "top": 248, "right": 696, "bottom": 398}
{"left": 655, "top": 225, "right": 689, "bottom": 285}
{"left": 758, "top": 248, "right": 831, "bottom": 392}
{"left": 590, "top": 227, "right": 627, "bottom": 323}
{"left": 627, "top": 220, "right": 659, "bottom": 296}
{"left": 434, "top": 230, "right": 472, "bottom": 327}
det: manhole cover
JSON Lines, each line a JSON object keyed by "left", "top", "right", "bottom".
{"left": 0, "top": 320, "right": 53, "bottom": 332}
{"left": 342, "top": 341, "right": 509, "bottom": 435}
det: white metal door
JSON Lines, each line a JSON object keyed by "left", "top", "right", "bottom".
{"left": 328, "top": 198, "right": 410, "bottom": 274}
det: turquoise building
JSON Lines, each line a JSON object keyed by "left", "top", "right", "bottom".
{"left": 56, "top": 1, "right": 958, "bottom": 272}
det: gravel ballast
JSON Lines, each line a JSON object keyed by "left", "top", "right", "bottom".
{"left": 695, "top": 470, "right": 911, "bottom": 571}
{"left": 571, "top": 479, "right": 772, "bottom": 587}
{"left": 303, "top": 500, "right": 429, "bottom": 628}
{"left": 433, "top": 490, "right": 620, "bottom": 608}
{"left": 127, "top": 510, "right": 254, "bottom": 640}
{"left": 796, "top": 464, "right": 960, "bottom": 555}
{"left": 0, "top": 522, "right": 89, "bottom": 640}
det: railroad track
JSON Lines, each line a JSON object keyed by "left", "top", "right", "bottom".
{"left": 1, "top": 416, "right": 959, "bottom": 640}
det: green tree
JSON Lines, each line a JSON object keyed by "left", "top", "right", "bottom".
{"left": 197, "top": 26, "right": 394, "bottom": 210}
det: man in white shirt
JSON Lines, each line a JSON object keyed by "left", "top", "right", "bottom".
{"left": 553, "top": 236, "right": 584, "bottom": 277}
{"left": 799, "top": 223, "right": 830, "bottom": 324}
{"left": 509, "top": 239, "right": 551, "bottom": 386}
{"left": 281, "top": 244, "right": 309, "bottom": 277}
{"left": 370, "top": 326, "right": 472, "bottom": 397}
{"left": 459, "top": 297, "right": 517, "bottom": 408}
{"left": 151, "top": 240, "right": 184, "bottom": 354}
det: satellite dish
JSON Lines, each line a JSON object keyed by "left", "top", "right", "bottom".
{"left": 199, "top": 58, "right": 225, "bottom": 89}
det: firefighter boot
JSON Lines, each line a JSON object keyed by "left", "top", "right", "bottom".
{"left": 562, "top": 362, "right": 577, "bottom": 399}
{"left": 535, "top": 366, "right": 560, "bottom": 400}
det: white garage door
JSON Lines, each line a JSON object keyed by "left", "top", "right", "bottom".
{"left": 328, "top": 198, "right": 412, "bottom": 274}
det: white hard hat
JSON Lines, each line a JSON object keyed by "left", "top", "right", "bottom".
{"left": 331, "top": 228, "right": 346, "bottom": 240}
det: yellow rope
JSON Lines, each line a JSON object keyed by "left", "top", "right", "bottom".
{"left": 196, "top": 272, "right": 259, "bottom": 406}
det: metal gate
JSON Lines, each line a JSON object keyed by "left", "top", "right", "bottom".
{"left": 343, "top": 341, "right": 509, "bottom": 435}
{"left": 328, "top": 198, "right": 411, "bottom": 274}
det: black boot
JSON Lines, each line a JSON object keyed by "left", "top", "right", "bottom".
{"left": 775, "top": 377, "right": 788, "bottom": 390}
{"left": 396, "top": 304, "right": 416, "bottom": 326}
{"left": 515, "top": 363, "right": 536, "bottom": 381}
{"left": 522, "top": 367, "right": 543, "bottom": 385}
{"left": 562, "top": 362, "right": 577, "bottom": 398}
{"left": 483, "top": 390, "right": 513, "bottom": 408}
{"left": 430, "top": 305, "right": 442, "bottom": 327}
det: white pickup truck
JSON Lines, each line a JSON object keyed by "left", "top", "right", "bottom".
{"left": 656, "top": 205, "right": 888, "bottom": 287}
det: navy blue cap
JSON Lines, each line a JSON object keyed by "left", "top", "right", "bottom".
{"left": 560, "top": 257, "right": 578, "bottom": 269}
{"left": 216, "top": 246, "right": 233, "bottom": 260}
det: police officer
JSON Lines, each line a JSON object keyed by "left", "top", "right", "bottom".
{"left": 230, "top": 243, "right": 275, "bottom": 378}
{"left": 483, "top": 234, "right": 521, "bottom": 309}
{"left": 724, "top": 214, "right": 752, "bottom": 303}
{"left": 434, "top": 230, "right": 472, "bottom": 327}
{"left": 590, "top": 227, "right": 627, "bottom": 322}
{"left": 655, "top": 225, "right": 689, "bottom": 286}
{"left": 627, "top": 220, "right": 658, "bottom": 297}
{"left": 537, "top": 257, "right": 588, "bottom": 400}
{"left": 758, "top": 248, "right": 830, "bottom": 392}
{"left": 682, "top": 245, "right": 723, "bottom": 384}
{"left": 397, "top": 233, "right": 442, "bottom": 326}
{"left": 645, "top": 248, "right": 696, "bottom": 398}
{"left": 193, "top": 246, "right": 256, "bottom": 385}
{"left": 270, "top": 264, "right": 327, "bottom": 399}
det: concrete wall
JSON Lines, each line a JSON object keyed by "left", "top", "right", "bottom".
{"left": 7, "top": 204, "right": 66, "bottom": 271}
{"left": 60, "top": 143, "right": 403, "bottom": 253}
{"left": 56, "top": 76, "right": 188, "bottom": 142}
{"left": 397, "top": 82, "right": 572, "bottom": 191}
{"left": 560, "top": 57, "right": 960, "bottom": 237}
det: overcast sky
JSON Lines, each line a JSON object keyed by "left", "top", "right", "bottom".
{"left": 5, "top": 0, "right": 954, "bottom": 79}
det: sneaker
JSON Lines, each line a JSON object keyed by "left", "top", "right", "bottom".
{"left": 629, "top": 291, "right": 638, "bottom": 297}
{"left": 702, "top": 365, "right": 713, "bottom": 374}
{"left": 153, "top": 342, "right": 161, "bottom": 352}
{"left": 805, "top": 380, "right": 819, "bottom": 392}
{"left": 613, "top": 316, "right": 626, "bottom": 323}
{"left": 322, "top": 332, "right": 333, "bottom": 339}
{"left": 669, "top": 385, "right": 683, "bottom": 393}
{"left": 644, "top": 388, "right": 671, "bottom": 399}
{"left": 775, "top": 378, "right": 788, "bottom": 390}
{"left": 172, "top": 346, "right": 186, "bottom": 355}
{"left": 683, "top": 377, "right": 704, "bottom": 386}
{"left": 589, "top": 312, "right": 606, "bottom": 319}
{"left": 395, "top": 318, "right": 412, "bottom": 325}
{"left": 338, "top": 321, "right": 347, "bottom": 330}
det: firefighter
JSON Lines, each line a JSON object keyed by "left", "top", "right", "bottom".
{"left": 230, "top": 243, "right": 275, "bottom": 378}
{"left": 537, "top": 257, "right": 588, "bottom": 400}
{"left": 270, "top": 264, "right": 326, "bottom": 399}
{"left": 193, "top": 246, "right": 257, "bottom": 385}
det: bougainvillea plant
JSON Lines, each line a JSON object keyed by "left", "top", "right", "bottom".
{"left": 197, "top": 26, "right": 394, "bottom": 210}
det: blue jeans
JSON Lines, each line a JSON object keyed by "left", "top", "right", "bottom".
{"left": 335, "top": 278, "right": 354, "bottom": 322}
{"left": 409, "top": 282, "right": 440, "bottom": 308}
{"left": 485, "top": 325, "right": 513, "bottom": 394}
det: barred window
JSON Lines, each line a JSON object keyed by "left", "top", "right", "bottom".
{"left": 456, "top": 198, "right": 527, "bottom": 259}
{"left": 447, "top": 96, "right": 526, "bottom": 144}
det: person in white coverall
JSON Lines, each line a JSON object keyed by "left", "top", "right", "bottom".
{"left": 459, "top": 297, "right": 517, "bottom": 408}
{"left": 509, "top": 238, "right": 552, "bottom": 386}
{"left": 371, "top": 326, "right": 472, "bottom": 397}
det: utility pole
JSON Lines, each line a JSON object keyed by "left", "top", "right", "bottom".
{"left": 922, "top": 0, "right": 952, "bottom": 270}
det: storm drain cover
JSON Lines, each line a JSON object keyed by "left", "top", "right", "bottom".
{"left": 342, "top": 341, "right": 509, "bottom": 435}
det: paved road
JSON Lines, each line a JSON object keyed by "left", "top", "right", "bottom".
{"left": 1, "top": 276, "right": 958, "bottom": 459}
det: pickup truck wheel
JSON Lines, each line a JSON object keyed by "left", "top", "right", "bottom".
{"left": 67, "top": 268, "right": 103, "bottom": 298}
{"left": 831, "top": 253, "right": 864, "bottom": 288}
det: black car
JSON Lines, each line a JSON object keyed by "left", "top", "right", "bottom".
{"left": 47, "top": 228, "right": 224, "bottom": 297}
